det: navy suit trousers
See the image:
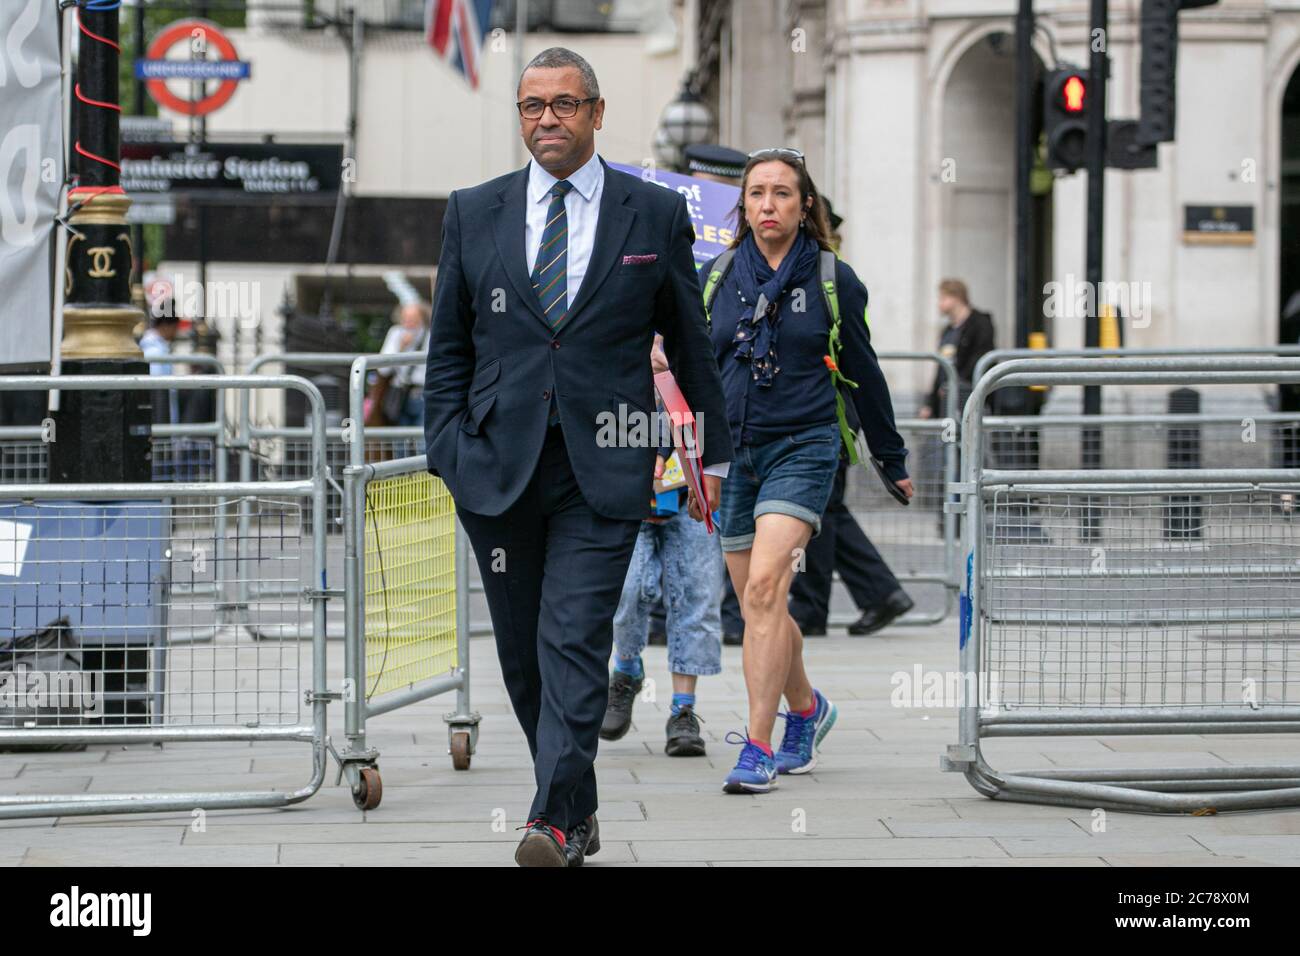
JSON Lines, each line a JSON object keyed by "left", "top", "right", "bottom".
{"left": 456, "top": 424, "right": 641, "bottom": 831}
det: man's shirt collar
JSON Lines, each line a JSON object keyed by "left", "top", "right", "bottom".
{"left": 528, "top": 150, "right": 603, "bottom": 204}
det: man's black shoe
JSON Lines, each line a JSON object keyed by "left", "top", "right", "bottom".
{"left": 515, "top": 819, "right": 567, "bottom": 867}
{"left": 848, "top": 590, "right": 915, "bottom": 636}
{"left": 564, "top": 815, "right": 601, "bottom": 866}
{"left": 795, "top": 620, "right": 827, "bottom": 637}
{"left": 722, "top": 630, "right": 743, "bottom": 646}
{"left": 664, "top": 705, "right": 706, "bottom": 756}
{"left": 599, "top": 669, "right": 641, "bottom": 741}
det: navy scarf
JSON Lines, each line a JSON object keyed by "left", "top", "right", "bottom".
{"left": 730, "top": 229, "right": 821, "bottom": 387}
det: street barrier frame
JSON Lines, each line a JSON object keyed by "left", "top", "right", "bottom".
{"left": 944, "top": 356, "right": 1300, "bottom": 813}
{"left": 840, "top": 350, "right": 961, "bottom": 626}
{"left": 237, "top": 352, "right": 425, "bottom": 639}
{"left": 332, "top": 354, "right": 478, "bottom": 811}
{"left": 0, "top": 373, "right": 334, "bottom": 820}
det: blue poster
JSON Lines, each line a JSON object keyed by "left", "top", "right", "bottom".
{"left": 608, "top": 161, "right": 740, "bottom": 270}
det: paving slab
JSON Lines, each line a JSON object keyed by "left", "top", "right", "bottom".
{"left": 3, "top": 605, "right": 1299, "bottom": 866}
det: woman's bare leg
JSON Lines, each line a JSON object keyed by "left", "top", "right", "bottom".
{"left": 730, "top": 513, "right": 813, "bottom": 746}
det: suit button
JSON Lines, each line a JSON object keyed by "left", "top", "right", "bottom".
{"left": 550, "top": 340, "right": 560, "bottom": 350}
{"left": 541, "top": 389, "right": 551, "bottom": 400}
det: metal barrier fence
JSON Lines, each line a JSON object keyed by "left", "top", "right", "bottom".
{"left": 0, "top": 374, "right": 332, "bottom": 819}
{"left": 837, "top": 351, "right": 960, "bottom": 625}
{"left": 944, "top": 357, "right": 1300, "bottom": 813}
{"left": 0, "top": 355, "right": 230, "bottom": 617}
{"left": 334, "top": 354, "right": 478, "bottom": 810}
{"left": 972, "top": 345, "right": 1300, "bottom": 388}
{"left": 236, "top": 352, "right": 425, "bottom": 639}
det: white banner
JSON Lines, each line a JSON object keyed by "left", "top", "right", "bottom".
{"left": 0, "top": 0, "right": 61, "bottom": 369}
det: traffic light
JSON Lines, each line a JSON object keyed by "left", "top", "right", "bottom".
{"left": 1043, "top": 67, "right": 1088, "bottom": 173}
{"left": 1138, "top": 0, "right": 1220, "bottom": 146}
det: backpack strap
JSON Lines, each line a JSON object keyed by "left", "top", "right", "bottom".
{"left": 701, "top": 247, "right": 738, "bottom": 328}
{"left": 818, "top": 249, "right": 866, "bottom": 465}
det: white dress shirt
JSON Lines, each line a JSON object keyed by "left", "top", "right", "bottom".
{"left": 524, "top": 152, "right": 729, "bottom": 480}
{"left": 525, "top": 151, "right": 604, "bottom": 309}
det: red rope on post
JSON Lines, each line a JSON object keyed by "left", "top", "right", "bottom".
{"left": 73, "top": 7, "right": 123, "bottom": 186}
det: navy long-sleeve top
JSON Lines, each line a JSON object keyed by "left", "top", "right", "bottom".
{"left": 703, "top": 251, "right": 909, "bottom": 482}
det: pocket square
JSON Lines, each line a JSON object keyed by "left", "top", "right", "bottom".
{"left": 622, "top": 253, "right": 658, "bottom": 265}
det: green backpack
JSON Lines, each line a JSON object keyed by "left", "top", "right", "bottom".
{"left": 700, "top": 247, "right": 868, "bottom": 465}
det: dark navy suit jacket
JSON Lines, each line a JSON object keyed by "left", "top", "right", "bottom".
{"left": 424, "top": 156, "right": 734, "bottom": 519}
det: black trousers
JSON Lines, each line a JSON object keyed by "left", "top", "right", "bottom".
{"left": 788, "top": 459, "right": 902, "bottom": 628}
{"left": 456, "top": 424, "right": 641, "bottom": 831}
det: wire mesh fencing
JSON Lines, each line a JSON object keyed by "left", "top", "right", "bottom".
{"left": 946, "top": 357, "right": 1300, "bottom": 813}
{"left": 0, "top": 373, "right": 332, "bottom": 820}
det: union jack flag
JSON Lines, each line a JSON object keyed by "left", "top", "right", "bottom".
{"left": 426, "top": 0, "right": 495, "bottom": 90}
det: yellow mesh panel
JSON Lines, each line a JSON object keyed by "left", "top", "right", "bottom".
{"left": 363, "top": 472, "right": 458, "bottom": 698}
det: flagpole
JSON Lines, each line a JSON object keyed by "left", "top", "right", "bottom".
{"left": 515, "top": 0, "right": 528, "bottom": 167}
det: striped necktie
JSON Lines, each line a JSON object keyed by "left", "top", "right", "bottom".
{"left": 532, "top": 179, "right": 574, "bottom": 325}
{"left": 532, "top": 179, "right": 572, "bottom": 424}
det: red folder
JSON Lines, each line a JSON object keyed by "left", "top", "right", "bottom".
{"left": 653, "top": 370, "right": 715, "bottom": 534}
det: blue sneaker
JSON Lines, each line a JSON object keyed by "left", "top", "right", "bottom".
{"left": 721, "top": 732, "right": 778, "bottom": 794}
{"left": 774, "top": 689, "right": 837, "bottom": 774}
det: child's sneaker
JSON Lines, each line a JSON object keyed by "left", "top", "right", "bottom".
{"left": 774, "top": 689, "right": 837, "bottom": 774}
{"left": 721, "top": 732, "right": 778, "bottom": 794}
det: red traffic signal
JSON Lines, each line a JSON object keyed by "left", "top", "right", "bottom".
{"left": 1044, "top": 68, "right": 1089, "bottom": 173}
{"left": 1061, "top": 74, "right": 1086, "bottom": 113}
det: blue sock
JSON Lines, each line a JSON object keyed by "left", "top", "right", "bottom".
{"left": 615, "top": 655, "right": 643, "bottom": 680}
{"left": 671, "top": 692, "right": 695, "bottom": 715}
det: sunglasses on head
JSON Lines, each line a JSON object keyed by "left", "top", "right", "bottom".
{"left": 748, "top": 147, "right": 805, "bottom": 164}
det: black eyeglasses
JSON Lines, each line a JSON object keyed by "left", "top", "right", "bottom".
{"left": 517, "top": 96, "right": 599, "bottom": 120}
{"left": 748, "top": 147, "right": 805, "bottom": 163}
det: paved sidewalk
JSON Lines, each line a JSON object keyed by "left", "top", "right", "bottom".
{"left": 3, "top": 612, "right": 1300, "bottom": 865}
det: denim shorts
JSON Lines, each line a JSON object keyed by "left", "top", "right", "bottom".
{"left": 718, "top": 421, "right": 841, "bottom": 552}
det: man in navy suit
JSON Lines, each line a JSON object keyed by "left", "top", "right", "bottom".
{"left": 424, "top": 47, "right": 733, "bottom": 866}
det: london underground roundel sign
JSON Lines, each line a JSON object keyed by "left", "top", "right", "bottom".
{"left": 139, "top": 20, "right": 250, "bottom": 117}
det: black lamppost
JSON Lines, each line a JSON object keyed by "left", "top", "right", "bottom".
{"left": 52, "top": 0, "right": 152, "bottom": 483}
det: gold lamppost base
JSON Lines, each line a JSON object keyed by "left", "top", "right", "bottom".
{"left": 61, "top": 306, "right": 146, "bottom": 360}
{"left": 60, "top": 191, "right": 144, "bottom": 360}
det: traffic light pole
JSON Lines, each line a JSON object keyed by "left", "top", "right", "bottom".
{"left": 1085, "top": 0, "right": 1108, "bottom": 370}
{"left": 1014, "top": 0, "right": 1033, "bottom": 351}
{"left": 1081, "top": 0, "right": 1108, "bottom": 537}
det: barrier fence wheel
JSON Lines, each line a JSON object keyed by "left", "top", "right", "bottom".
{"left": 450, "top": 731, "right": 472, "bottom": 771}
{"left": 353, "top": 766, "right": 383, "bottom": 811}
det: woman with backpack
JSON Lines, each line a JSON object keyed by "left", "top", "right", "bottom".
{"left": 697, "top": 148, "right": 913, "bottom": 793}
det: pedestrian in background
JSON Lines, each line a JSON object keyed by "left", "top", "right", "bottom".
{"left": 378, "top": 299, "right": 431, "bottom": 428}
{"left": 920, "top": 278, "right": 995, "bottom": 421}
{"left": 602, "top": 335, "right": 724, "bottom": 757}
{"left": 643, "top": 142, "right": 750, "bottom": 649}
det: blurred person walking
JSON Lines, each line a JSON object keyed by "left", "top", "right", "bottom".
{"left": 919, "top": 278, "right": 995, "bottom": 422}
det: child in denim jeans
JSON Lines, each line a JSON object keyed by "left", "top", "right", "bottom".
{"left": 599, "top": 337, "right": 724, "bottom": 756}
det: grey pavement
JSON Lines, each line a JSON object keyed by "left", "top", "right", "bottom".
{"left": 4, "top": 603, "right": 1300, "bottom": 866}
